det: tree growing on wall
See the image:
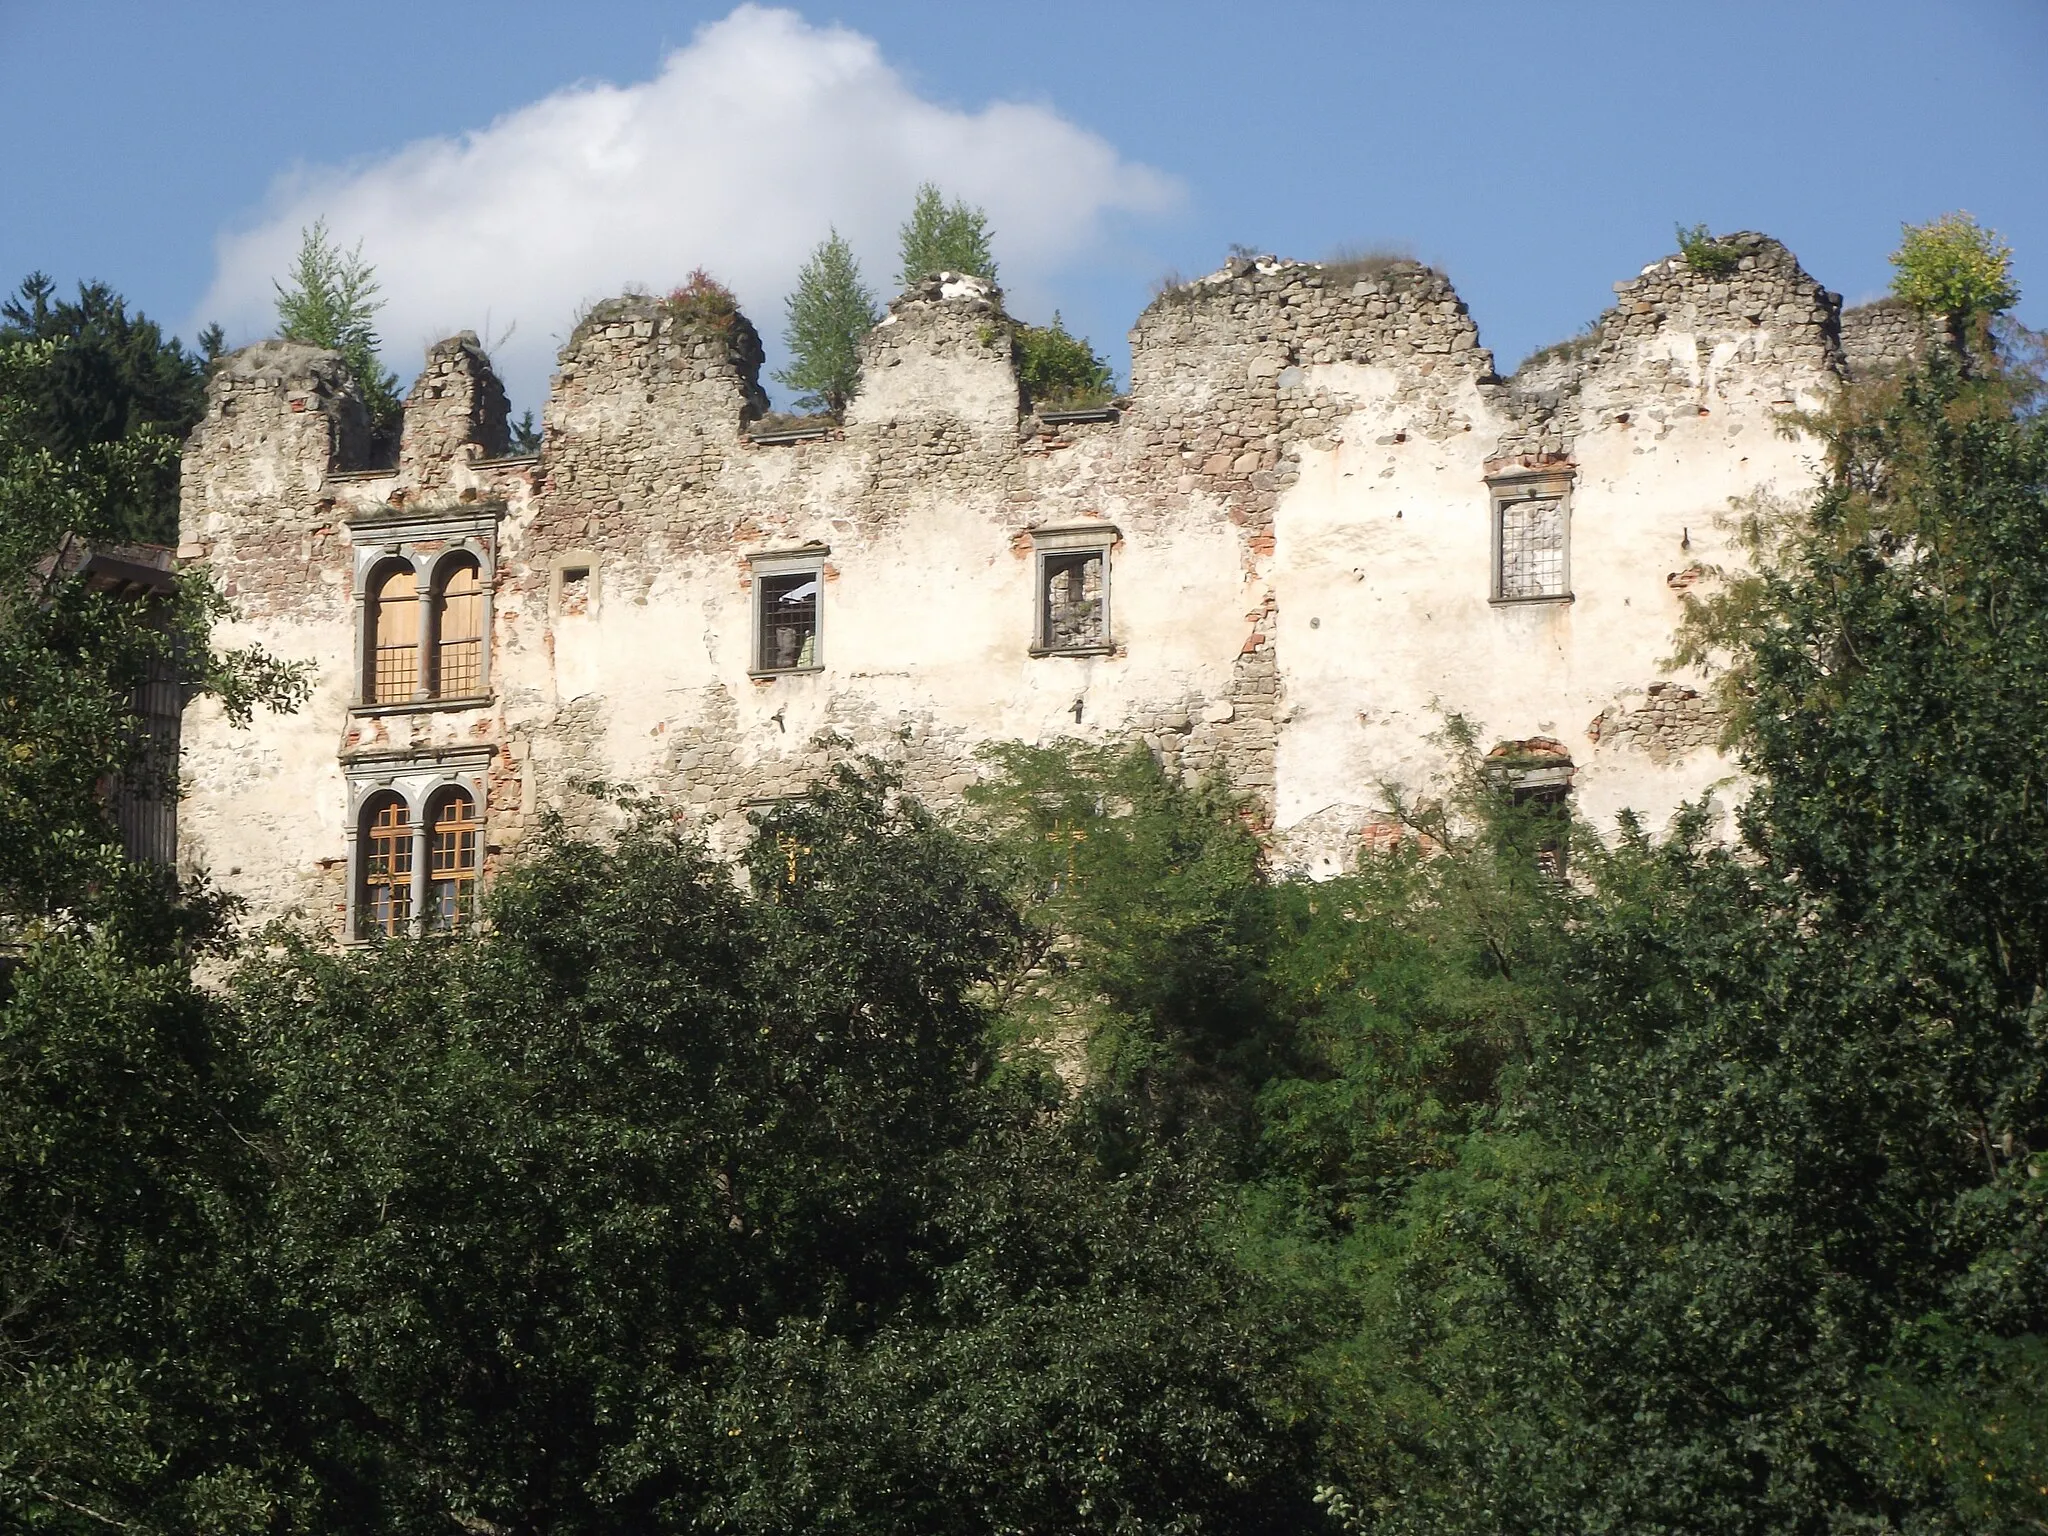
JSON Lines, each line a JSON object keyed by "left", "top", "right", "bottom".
{"left": 273, "top": 219, "right": 403, "bottom": 442}
{"left": 1889, "top": 210, "right": 2018, "bottom": 323}
{"left": 897, "top": 184, "right": 997, "bottom": 289}
{"left": 777, "top": 230, "right": 878, "bottom": 418}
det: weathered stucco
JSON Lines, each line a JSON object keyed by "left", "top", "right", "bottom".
{"left": 178, "top": 234, "right": 1926, "bottom": 934}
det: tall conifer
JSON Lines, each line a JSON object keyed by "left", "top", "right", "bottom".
{"left": 777, "top": 229, "right": 878, "bottom": 417}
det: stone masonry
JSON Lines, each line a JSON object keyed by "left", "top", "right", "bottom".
{"left": 180, "top": 233, "right": 1894, "bottom": 933}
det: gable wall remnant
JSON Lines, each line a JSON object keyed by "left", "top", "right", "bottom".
{"left": 180, "top": 235, "right": 1861, "bottom": 930}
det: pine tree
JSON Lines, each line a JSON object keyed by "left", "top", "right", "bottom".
{"left": 273, "top": 219, "right": 402, "bottom": 439}
{"left": 896, "top": 184, "right": 998, "bottom": 289}
{"left": 777, "top": 230, "right": 878, "bottom": 418}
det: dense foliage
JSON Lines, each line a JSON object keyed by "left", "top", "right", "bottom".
{"left": 1012, "top": 314, "right": 1116, "bottom": 409}
{"left": 1889, "top": 211, "right": 2018, "bottom": 321}
{"left": 0, "top": 321, "right": 306, "bottom": 1531}
{"left": 0, "top": 276, "right": 217, "bottom": 542}
{"left": 4, "top": 255, "right": 2046, "bottom": 1533}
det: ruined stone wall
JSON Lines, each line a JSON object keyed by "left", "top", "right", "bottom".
{"left": 181, "top": 233, "right": 1871, "bottom": 936}
{"left": 399, "top": 332, "right": 511, "bottom": 487}
{"left": 1839, "top": 297, "right": 1938, "bottom": 379}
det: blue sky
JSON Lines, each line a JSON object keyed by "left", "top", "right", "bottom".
{"left": 4, "top": 0, "right": 2044, "bottom": 417}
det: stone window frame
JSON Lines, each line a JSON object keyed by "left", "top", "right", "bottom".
{"left": 549, "top": 550, "right": 602, "bottom": 621}
{"left": 347, "top": 505, "right": 500, "bottom": 712}
{"left": 1027, "top": 523, "right": 1119, "bottom": 657}
{"left": 747, "top": 544, "right": 827, "bottom": 677}
{"left": 342, "top": 745, "right": 493, "bottom": 943}
{"left": 1486, "top": 469, "right": 1574, "bottom": 605}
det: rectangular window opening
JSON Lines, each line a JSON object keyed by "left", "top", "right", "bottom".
{"left": 1497, "top": 496, "right": 1566, "bottom": 600}
{"left": 756, "top": 569, "right": 820, "bottom": 672}
{"left": 1038, "top": 550, "right": 1107, "bottom": 652}
{"left": 559, "top": 567, "right": 591, "bottom": 617}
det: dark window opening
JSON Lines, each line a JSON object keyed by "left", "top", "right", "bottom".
{"left": 559, "top": 566, "right": 591, "bottom": 616}
{"left": 1510, "top": 782, "right": 1570, "bottom": 880}
{"left": 757, "top": 570, "right": 820, "bottom": 672}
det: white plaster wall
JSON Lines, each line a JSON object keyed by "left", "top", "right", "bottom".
{"left": 1271, "top": 352, "right": 1827, "bottom": 866}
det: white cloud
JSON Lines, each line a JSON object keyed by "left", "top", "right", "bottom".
{"left": 191, "top": 5, "right": 1179, "bottom": 411}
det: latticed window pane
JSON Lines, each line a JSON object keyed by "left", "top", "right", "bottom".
{"left": 1041, "top": 551, "right": 1106, "bottom": 650}
{"left": 369, "top": 564, "right": 419, "bottom": 702}
{"left": 426, "top": 790, "right": 479, "bottom": 932}
{"left": 757, "top": 571, "right": 819, "bottom": 672}
{"left": 1497, "top": 498, "right": 1565, "bottom": 599}
{"left": 360, "top": 795, "right": 412, "bottom": 938}
{"left": 434, "top": 558, "right": 483, "bottom": 698}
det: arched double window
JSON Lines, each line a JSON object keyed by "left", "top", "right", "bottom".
{"left": 354, "top": 785, "right": 482, "bottom": 939}
{"left": 362, "top": 551, "right": 488, "bottom": 705}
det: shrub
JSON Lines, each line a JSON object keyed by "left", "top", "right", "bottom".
{"left": 663, "top": 268, "right": 739, "bottom": 331}
{"left": 1675, "top": 223, "right": 1741, "bottom": 278}
{"left": 1013, "top": 313, "right": 1114, "bottom": 408}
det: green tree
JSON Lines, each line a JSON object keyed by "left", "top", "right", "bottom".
{"left": 1281, "top": 330, "right": 2048, "bottom": 1535}
{"left": 777, "top": 230, "right": 877, "bottom": 417}
{"left": 226, "top": 763, "right": 1303, "bottom": 1534}
{"left": 0, "top": 274, "right": 213, "bottom": 542}
{"left": 273, "top": 218, "right": 404, "bottom": 442}
{"left": 1889, "top": 210, "right": 2019, "bottom": 321}
{"left": 896, "top": 184, "right": 997, "bottom": 288}
{"left": 0, "top": 333, "right": 308, "bottom": 1534}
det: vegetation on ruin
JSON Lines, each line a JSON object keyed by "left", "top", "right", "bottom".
{"left": 663, "top": 267, "right": 742, "bottom": 332}
{"left": 1676, "top": 222, "right": 1742, "bottom": 277}
{"left": 1011, "top": 312, "right": 1115, "bottom": 409}
{"left": 5, "top": 232, "right": 2048, "bottom": 1535}
{"left": 896, "top": 183, "right": 998, "bottom": 289}
{"left": 1889, "top": 210, "right": 2019, "bottom": 321}
{"left": 776, "top": 230, "right": 878, "bottom": 418}
{"left": 273, "top": 218, "right": 404, "bottom": 445}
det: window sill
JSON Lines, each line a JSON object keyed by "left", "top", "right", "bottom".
{"left": 748, "top": 665, "right": 825, "bottom": 679}
{"left": 1029, "top": 643, "right": 1117, "bottom": 658}
{"left": 351, "top": 694, "right": 494, "bottom": 716}
{"left": 1488, "top": 593, "right": 1574, "bottom": 607}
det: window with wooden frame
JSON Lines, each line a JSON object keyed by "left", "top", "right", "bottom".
{"left": 425, "top": 788, "right": 480, "bottom": 932}
{"left": 432, "top": 555, "right": 484, "bottom": 698}
{"left": 752, "top": 557, "right": 823, "bottom": 674}
{"left": 1028, "top": 526, "right": 1116, "bottom": 655}
{"left": 367, "top": 561, "right": 420, "bottom": 702}
{"left": 359, "top": 792, "right": 413, "bottom": 938}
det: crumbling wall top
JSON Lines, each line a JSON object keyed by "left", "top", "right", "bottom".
{"left": 399, "top": 331, "right": 512, "bottom": 487}
{"left": 849, "top": 272, "right": 1017, "bottom": 430}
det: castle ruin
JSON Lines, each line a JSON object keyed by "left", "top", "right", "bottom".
{"left": 176, "top": 234, "right": 1926, "bottom": 939}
